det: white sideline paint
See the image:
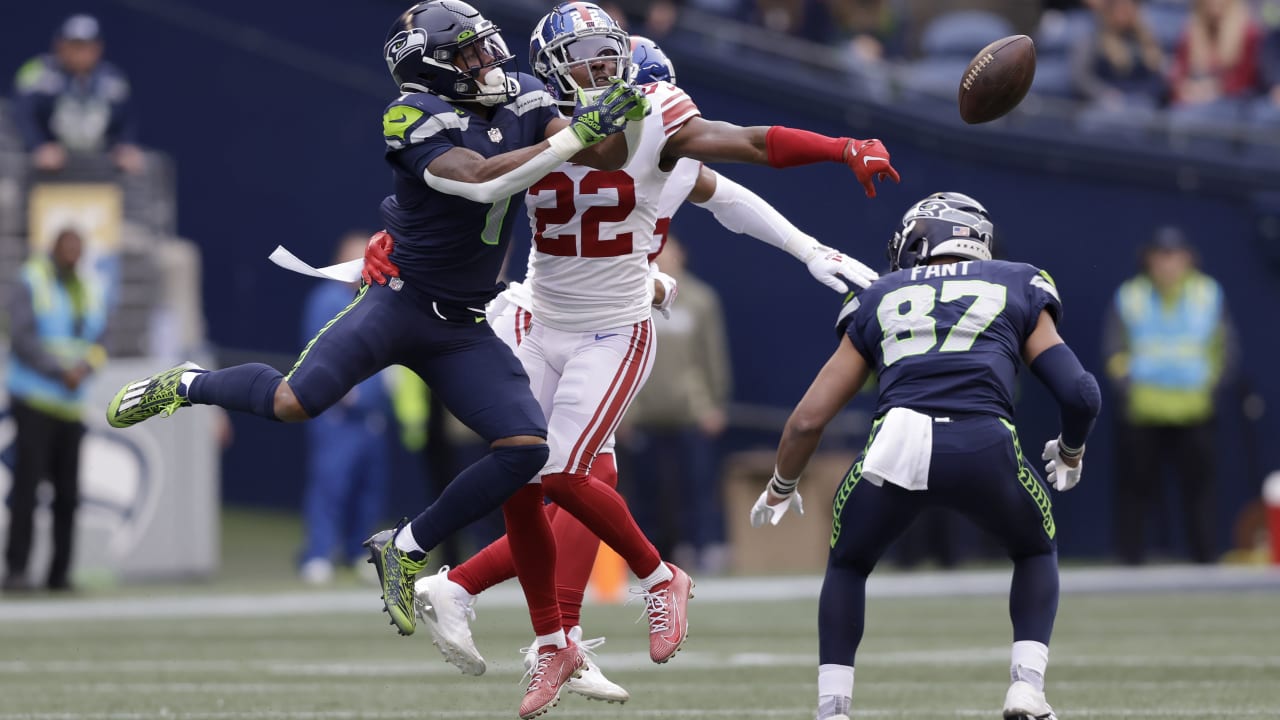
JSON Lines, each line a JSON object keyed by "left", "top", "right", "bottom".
{"left": 0, "top": 565, "right": 1276, "bottom": 624}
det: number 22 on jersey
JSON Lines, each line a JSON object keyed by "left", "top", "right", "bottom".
{"left": 529, "top": 170, "right": 637, "bottom": 258}
{"left": 877, "top": 280, "right": 1007, "bottom": 366}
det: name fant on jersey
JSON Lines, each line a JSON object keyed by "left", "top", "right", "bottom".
{"left": 909, "top": 261, "right": 975, "bottom": 281}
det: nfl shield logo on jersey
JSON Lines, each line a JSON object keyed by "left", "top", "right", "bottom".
{"left": 488, "top": 127, "right": 503, "bottom": 143}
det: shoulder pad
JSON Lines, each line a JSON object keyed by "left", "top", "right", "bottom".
{"left": 382, "top": 93, "right": 467, "bottom": 150}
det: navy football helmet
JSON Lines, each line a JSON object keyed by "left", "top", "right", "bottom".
{"left": 530, "top": 2, "right": 632, "bottom": 105}
{"left": 888, "top": 192, "right": 995, "bottom": 271}
{"left": 630, "top": 35, "right": 676, "bottom": 85}
{"left": 384, "top": 0, "right": 516, "bottom": 105}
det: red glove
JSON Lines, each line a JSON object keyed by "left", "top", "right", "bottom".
{"left": 844, "top": 138, "right": 899, "bottom": 198}
{"left": 361, "top": 230, "right": 399, "bottom": 286}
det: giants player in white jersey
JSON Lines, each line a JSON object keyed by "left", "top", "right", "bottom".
{"left": 361, "top": 3, "right": 900, "bottom": 711}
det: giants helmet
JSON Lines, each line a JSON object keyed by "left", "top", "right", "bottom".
{"left": 530, "top": 2, "right": 632, "bottom": 105}
{"left": 384, "top": 0, "right": 516, "bottom": 105}
{"left": 887, "top": 192, "right": 995, "bottom": 271}
{"left": 630, "top": 35, "right": 676, "bottom": 85}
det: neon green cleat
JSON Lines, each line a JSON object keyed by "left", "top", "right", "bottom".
{"left": 105, "top": 362, "right": 204, "bottom": 429}
{"left": 364, "top": 520, "right": 429, "bottom": 636}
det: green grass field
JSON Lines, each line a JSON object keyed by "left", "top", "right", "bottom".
{"left": 2, "top": 587, "right": 1277, "bottom": 719}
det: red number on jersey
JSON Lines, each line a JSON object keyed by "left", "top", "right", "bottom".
{"left": 527, "top": 170, "right": 638, "bottom": 258}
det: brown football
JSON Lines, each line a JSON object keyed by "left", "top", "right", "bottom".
{"left": 958, "top": 35, "right": 1036, "bottom": 124}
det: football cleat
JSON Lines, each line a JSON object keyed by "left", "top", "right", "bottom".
{"left": 522, "top": 626, "right": 629, "bottom": 704}
{"left": 519, "top": 641, "right": 584, "bottom": 720}
{"left": 364, "top": 520, "right": 428, "bottom": 636}
{"left": 414, "top": 567, "right": 486, "bottom": 676}
{"left": 106, "top": 362, "right": 203, "bottom": 428}
{"left": 631, "top": 562, "right": 694, "bottom": 663}
{"left": 1003, "top": 680, "right": 1057, "bottom": 720}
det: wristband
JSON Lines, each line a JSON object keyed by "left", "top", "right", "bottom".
{"left": 769, "top": 468, "right": 799, "bottom": 496}
{"left": 1057, "top": 438, "right": 1084, "bottom": 459}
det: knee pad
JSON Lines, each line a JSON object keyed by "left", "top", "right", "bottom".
{"left": 492, "top": 443, "right": 550, "bottom": 488}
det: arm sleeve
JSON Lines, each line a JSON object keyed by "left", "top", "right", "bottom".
{"left": 420, "top": 136, "right": 579, "bottom": 204}
{"left": 1029, "top": 343, "right": 1101, "bottom": 452}
{"left": 8, "top": 281, "right": 68, "bottom": 379}
{"left": 691, "top": 172, "right": 824, "bottom": 262}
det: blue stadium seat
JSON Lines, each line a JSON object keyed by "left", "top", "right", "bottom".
{"left": 1030, "top": 56, "right": 1076, "bottom": 99}
{"left": 898, "top": 57, "right": 972, "bottom": 100}
{"left": 920, "top": 11, "right": 1016, "bottom": 58}
{"left": 1034, "top": 9, "right": 1096, "bottom": 58}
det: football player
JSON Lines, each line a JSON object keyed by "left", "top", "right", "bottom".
{"left": 361, "top": 2, "right": 900, "bottom": 708}
{"left": 362, "top": 31, "right": 884, "bottom": 706}
{"left": 103, "top": 3, "right": 646, "bottom": 717}
{"left": 755, "top": 193, "right": 1100, "bottom": 720}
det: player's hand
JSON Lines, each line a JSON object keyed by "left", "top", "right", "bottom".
{"left": 361, "top": 230, "right": 399, "bottom": 286}
{"left": 844, "top": 138, "right": 899, "bottom": 198}
{"left": 650, "top": 266, "right": 678, "bottom": 318}
{"left": 749, "top": 471, "right": 805, "bottom": 527}
{"left": 570, "top": 80, "right": 649, "bottom": 147}
{"left": 806, "top": 246, "right": 878, "bottom": 293}
{"left": 1041, "top": 437, "right": 1084, "bottom": 492}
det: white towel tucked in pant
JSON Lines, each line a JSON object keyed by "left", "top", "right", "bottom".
{"left": 861, "top": 407, "right": 933, "bottom": 491}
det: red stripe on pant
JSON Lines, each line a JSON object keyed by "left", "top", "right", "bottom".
{"left": 569, "top": 320, "right": 653, "bottom": 474}
{"left": 563, "top": 321, "right": 649, "bottom": 474}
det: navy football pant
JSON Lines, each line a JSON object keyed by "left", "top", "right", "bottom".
{"left": 190, "top": 283, "right": 549, "bottom": 552}
{"left": 819, "top": 415, "right": 1059, "bottom": 667}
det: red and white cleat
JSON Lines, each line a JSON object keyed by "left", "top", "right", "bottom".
{"left": 636, "top": 562, "right": 694, "bottom": 664}
{"left": 518, "top": 641, "right": 584, "bottom": 720}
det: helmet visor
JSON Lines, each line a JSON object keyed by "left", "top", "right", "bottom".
{"left": 454, "top": 30, "right": 513, "bottom": 76}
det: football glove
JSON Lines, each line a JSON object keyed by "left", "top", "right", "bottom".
{"left": 749, "top": 470, "right": 805, "bottom": 527}
{"left": 649, "top": 264, "right": 678, "bottom": 318}
{"left": 805, "top": 246, "right": 879, "bottom": 293}
{"left": 844, "top": 138, "right": 900, "bottom": 198}
{"left": 569, "top": 80, "right": 649, "bottom": 147}
{"left": 361, "top": 230, "right": 399, "bottom": 286}
{"left": 1042, "top": 437, "right": 1084, "bottom": 492}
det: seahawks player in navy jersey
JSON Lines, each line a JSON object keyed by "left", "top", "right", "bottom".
{"left": 104, "top": 5, "right": 645, "bottom": 714}
{"left": 753, "top": 193, "right": 1100, "bottom": 720}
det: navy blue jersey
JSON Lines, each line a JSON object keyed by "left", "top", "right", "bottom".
{"left": 379, "top": 73, "right": 558, "bottom": 307}
{"left": 843, "top": 260, "right": 1062, "bottom": 419}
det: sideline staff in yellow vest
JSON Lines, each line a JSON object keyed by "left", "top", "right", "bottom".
{"left": 1103, "top": 226, "right": 1237, "bottom": 565}
{"left": 3, "top": 228, "right": 107, "bottom": 592}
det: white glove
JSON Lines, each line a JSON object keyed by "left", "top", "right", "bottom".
{"left": 749, "top": 471, "right": 805, "bottom": 527}
{"left": 804, "top": 246, "right": 878, "bottom": 293}
{"left": 649, "top": 265, "right": 679, "bottom": 319}
{"left": 1041, "top": 438, "right": 1084, "bottom": 492}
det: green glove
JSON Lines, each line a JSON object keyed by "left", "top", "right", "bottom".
{"left": 569, "top": 80, "right": 648, "bottom": 146}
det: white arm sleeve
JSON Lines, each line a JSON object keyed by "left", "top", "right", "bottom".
{"left": 421, "top": 127, "right": 585, "bottom": 204}
{"left": 692, "top": 171, "right": 825, "bottom": 263}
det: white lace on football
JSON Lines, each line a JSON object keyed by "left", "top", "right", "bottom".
{"left": 628, "top": 586, "right": 671, "bottom": 634}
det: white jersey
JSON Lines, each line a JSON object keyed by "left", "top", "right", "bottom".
{"left": 524, "top": 82, "right": 700, "bottom": 331}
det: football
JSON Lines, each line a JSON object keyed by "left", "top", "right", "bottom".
{"left": 957, "top": 35, "right": 1037, "bottom": 124}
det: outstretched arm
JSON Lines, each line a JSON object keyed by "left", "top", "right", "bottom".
{"left": 1023, "top": 309, "right": 1101, "bottom": 457}
{"left": 688, "top": 166, "right": 877, "bottom": 292}
{"left": 663, "top": 118, "right": 900, "bottom": 197}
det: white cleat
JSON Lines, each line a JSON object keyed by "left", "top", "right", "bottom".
{"left": 1003, "top": 680, "right": 1057, "bottom": 720}
{"left": 522, "top": 626, "right": 629, "bottom": 704}
{"left": 414, "top": 567, "right": 486, "bottom": 676}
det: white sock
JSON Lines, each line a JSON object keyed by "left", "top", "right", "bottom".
{"left": 393, "top": 525, "right": 425, "bottom": 554}
{"left": 818, "top": 663, "right": 854, "bottom": 698}
{"left": 817, "top": 664, "right": 854, "bottom": 719}
{"left": 1011, "top": 640, "right": 1048, "bottom": 691}
{"left": 639, "top": 562, "right": 674, "bottom": 591}
{"left": 535, "top": 629, "right": 567, "bottom": 650}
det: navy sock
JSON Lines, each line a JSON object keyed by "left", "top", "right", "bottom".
{"left": 818, "top": 563, "right": 868, "bottom": 666}
{"left": 1009, "top": 550, "right": 1059, "bottom": 644}
{"left": 186, "top": 363, "right": 282, "bottom": 420}
{"left": 408, "top": 443, "right": 548, "bottom": 552}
